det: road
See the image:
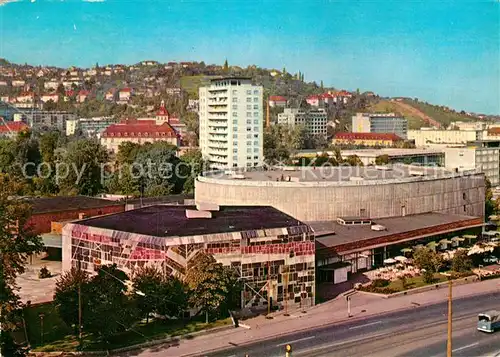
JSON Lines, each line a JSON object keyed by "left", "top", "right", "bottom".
{"left": 203, "top": 292, "right": 500, "bottom": 357}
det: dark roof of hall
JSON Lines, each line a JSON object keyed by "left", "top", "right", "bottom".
{"left": 24, "top": 196, "right": 124, "bottom": 214}
{"left": 77, "top": 205, "right": 306, "bottom": 237}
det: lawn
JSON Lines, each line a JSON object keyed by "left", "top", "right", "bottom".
{"left": 368, "top": 100, "right": 427, "bottom": 129}
{"left": 22, "top": 302, "right": 231, "bottom": 352}
{"left": 180, "top": 75, "right": 217, "bottom": 97}
{"left": 386, "top": 273, "right": 448, "bottom": 291}
{"left": 360, "top": 273, "right": 450, "bottom": 294}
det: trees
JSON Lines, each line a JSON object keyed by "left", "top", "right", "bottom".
{"left": 134, "top": 142, "right": 183, "bottom": 196}
{"left": 53, "top": 267, "right": 90, "bottom": 334}
{"left": 185, "top": 253, "right": 239, "bottom": 323}
{"left": 375, "top": 154, "right": 390, "bottom": 165}
{"left": 132, "top": 266, "right": 188, "bottom": 321}
{"left": 344, "top": 155, "right": 363, "bottom": 166}
{"left": 413, "top": 247, "right": 443, "bottom": 281}
{"left": 84, "top": 265, "right": 138, "bottom": 342}
{"left": 485, "top": 178, "right": 498, "bottom": 217}
{"left": 57, "top": 139, "right": 109, "bottom": 196}
{"left": 451, "top": 250, "right": 473, "bottom": 273}
{"left": 263, "top": 124, "right": 307, "bottom": 164}
{"left": 180, "top": 148, "right": 206, "bottom": 194}
{"left": 0, "top": 174, "right": 43, "bottom": 356}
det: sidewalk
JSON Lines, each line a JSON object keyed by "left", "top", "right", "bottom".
{"left": 135, "top": 279, "right": 500, "bottom": 357}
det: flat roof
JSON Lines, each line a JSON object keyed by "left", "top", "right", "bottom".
{"left": 209, "top": 76, "right": 252, "bottom": 82}
{"left": 312, "top": 212, "right": 482, "bottom": 250}
{"left": 340, "top": 148, "right": 445, "bottom": 158}
{"left": 202, "top": 165, "right": 461, "bottom": 183}
{"left": 77, "top": 205, "right": 304, "bottom": 237}
{"left": 126, "top": 194, "right": 193, "bottom": 205}
{"left": 24, "top": 196, "right": 124, "bottom": 214}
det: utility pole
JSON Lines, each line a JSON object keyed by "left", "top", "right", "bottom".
{"left": 345, "top": 290, "right": 356, "bottom": 318}
{"left": 447, "top": 277, "right": 452, "bottom": 357}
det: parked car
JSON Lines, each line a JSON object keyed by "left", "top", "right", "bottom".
{"left": 483, "top": 255, "right": 499, "bottom": 264}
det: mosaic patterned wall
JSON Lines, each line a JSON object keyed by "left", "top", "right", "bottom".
{"left": 62, "top": 223, "right": 316, "bottom": 309}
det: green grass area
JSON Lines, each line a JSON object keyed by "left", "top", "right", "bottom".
{"left": 401, "top": 99, "right": 476, "bottom": 127}
{"left": 360, "top": 273, "right": 451, "bottom": 294}
{"left": 23, "top": 302, "right": 73, "bottom": 348}
{"left": 368, "top": 100, "right": 426, "bottom": 129}
{"left": 386, "top": 273, "right": 448, "bottom": 291}
{"left": 180, "top": 75, "right": 217, "bottom": 97}
{"left": 23, "top": 302, "right": 232, "bottom": 352}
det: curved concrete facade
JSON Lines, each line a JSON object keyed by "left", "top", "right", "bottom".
{"left": 195, "top": 167, "right": 486, "bottom": 221}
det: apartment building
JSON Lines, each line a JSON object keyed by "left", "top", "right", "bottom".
{"left": 199, "top": 77, "right": 263, "bottom": 169}
{"left": 408, "top": 129, "right": 481, "bottom": 147}
{"left": 444, "top": 146, "right": 500, "bottom": 186}
{"left": 65, "top": 116, "right": 118, "bottom": 137}
{"left": 352, "top": 113, "right": 408, "bottom": 139}
{"left": 13, "top": 111, "right": 76, "bottom": 132}
{"left": 277, "top": 108, "right": 327, "bottom": 139}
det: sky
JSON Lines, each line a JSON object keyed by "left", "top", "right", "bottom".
{"left": 0, "top": 0, "right": 499, "bottom": 114}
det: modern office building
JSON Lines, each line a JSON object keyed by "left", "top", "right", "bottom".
{"left": 199, "top": 77, "right": 264, "bottom": 169}
{"left": 68, "top": 116, "right": 118, "bottom": 137}
{"left": 408, "top": 129, "right": 482, "bottom": 147}
{"left": 352, "top": 113, "right": 408, "bottom": 139}
{"left": 278, "top": 108, "right": 328, "bottom": 139}
{"left": 444, "top": 146, "right": 500, "bottom": 186}
{"left": 339, "top": 148, "right": 445, "bottom": 166}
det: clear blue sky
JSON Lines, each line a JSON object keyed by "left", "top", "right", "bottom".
{"left": 1, "top": 0, "right": 499, "bottom": 114}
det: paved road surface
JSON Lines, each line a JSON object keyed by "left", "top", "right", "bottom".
{"left": 203, "top": 292, "right": 500, "bottom": 357}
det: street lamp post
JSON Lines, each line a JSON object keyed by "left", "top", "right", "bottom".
{"left": 442, "top": 273, "right": 453, "bottom": 357}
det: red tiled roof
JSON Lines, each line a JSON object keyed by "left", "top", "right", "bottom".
{"left": 157, "top": 107, "right": 169, "bottom": 116}
{"left": 0, "top": 122, "right": 28, "bottom": 133}
{"left": 307, "top": 95, "right": 320, "bottom": 100}
{"left": 334, "top": 132, "right": 402, "bottom": 141}
{"left": 65, "top": 90, "right": 75, "bottom": 96}
{"left": 169, "top": 117, "right": 184, "bottom": 125}
{"left": 269, "top": 95, "right": 287, "bottom": 102}
{"left": 102, "top": 121, "right": 178, "bottom": 138}
{"left": 120, "top": 88, "right": 132, "bottom": 92}
{"left": 78, "top": 90, "right": 90, "bottom": 96}
{"left": 19, "top": 92, "right": 34, "bottom": 97}
{"left": 43, "top": 93, "right": 59, "bottom": 97}
{"left": 488, "top": 128, "right": 500, "bottom": 135}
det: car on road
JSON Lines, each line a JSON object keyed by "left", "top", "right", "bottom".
{"left": 478, "top": 310, "right": 500, "bottom": 333}
{"left": 483, "top": 255, "right": 499, "bottom": 264}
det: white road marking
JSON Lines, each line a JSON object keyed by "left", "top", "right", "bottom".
{"left": 452, "top": 342, "right": 479, "bottom": 352}
{"left": 238, "top": 323, "right": 251, "bottom": 329}
{"left": 296, "top": 332, "right": 387, "bottom": 353}
{"left": 276, "top": 336, "right": 316, "bottom": 347}
{"left": 349, "top": 321, "right": 382, "bottom": 330}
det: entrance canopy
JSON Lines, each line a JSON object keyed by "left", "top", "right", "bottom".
{"left": 314, "top": 212, "right": 484, "bottom": 259}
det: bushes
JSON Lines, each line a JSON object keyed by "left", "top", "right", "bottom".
{"left": 371, "top": 279, "right": 390, "bottom": 288}
{"left": 358, "top": 284, "right": 398, "bottom": 294}
{"left": 422, "top": 270, "right": 435, "bottom": 284}
{"left": 39, "top": 266, "right": 52, "bottom": 279}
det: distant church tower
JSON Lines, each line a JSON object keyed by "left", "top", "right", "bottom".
{"left": 155, "top": 100, "right": 170, "bottom": 125}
